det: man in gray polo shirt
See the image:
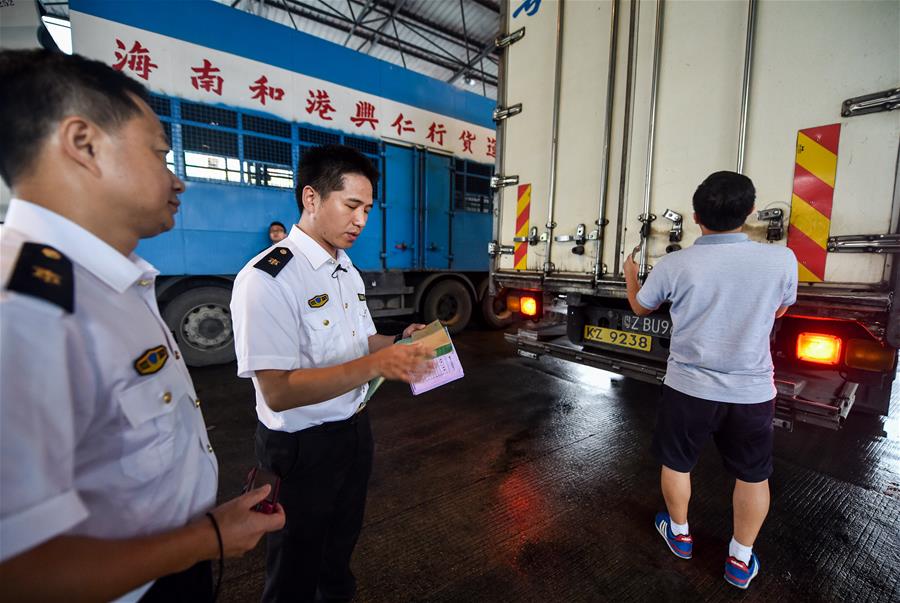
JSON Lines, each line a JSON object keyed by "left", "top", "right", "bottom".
{"left": 624, "top": 171, "right": 797, "bottom": 589}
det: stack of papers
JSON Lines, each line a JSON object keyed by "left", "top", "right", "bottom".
{"left": 363, "top": 321, "right": 465, "bottom": 403}
{"left": 405, "top": 321, "right": 465, "bottom": 395}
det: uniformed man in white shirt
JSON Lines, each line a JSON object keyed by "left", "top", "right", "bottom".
{"left": 231, "top": 144, "right": 433, "bottom": 602}
{"left": 0, "top": 50, "right": 285, "bottom": 602}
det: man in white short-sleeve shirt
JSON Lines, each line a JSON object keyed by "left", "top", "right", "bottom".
{"left": 0, "top": 49, "right": 283, "bottom": 603}
{"left": 231, "top": 144, "right": 433, "bottom": 603}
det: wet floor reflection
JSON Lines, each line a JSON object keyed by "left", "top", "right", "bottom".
{"left": 195, "top": 327, "right": 900, "bottom": 602}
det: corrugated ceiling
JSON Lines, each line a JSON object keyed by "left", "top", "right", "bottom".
{"left": 38, "top": 0, "right": 500, "bottom": 97}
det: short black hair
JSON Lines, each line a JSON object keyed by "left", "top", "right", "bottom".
{"left": 0, "top": 49, "right": 150, "bottom": 186}
{"left": 296, "top": 144, "right": 379, "bottom": 211}
{"left": 692, "top": 171, "right": 755, "bottom": 232}
{"left": 269, "top": 221, "right": 286, "bottom": 231}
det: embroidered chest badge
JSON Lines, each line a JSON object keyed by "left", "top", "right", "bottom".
{"left": 308, "top": 293, "right": 329, "bottom": 308}
{"left": 134, "top": 345, "right": 169, "bottom": 376}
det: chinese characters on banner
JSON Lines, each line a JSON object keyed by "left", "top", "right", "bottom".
{"left": 391, "top": 114, "right": 415, "bottom": 136}
{"left": 108, "top": 39, "right": 494, "bottom": 158}
{"left": 306, "top": 89, "right": 336, "bottom": 120}
{"left": 112, "top": 39, "right": 157, "bottom": 80}
{"left": 351, "top": 102, "right": 378, "bottom": 130}
{"left": 191, "top": 59, "right": 223, "bottom": 96}
{"left": 250, "top": 75, "right": 285, "bottom": 105}
{"left": 459, "top": 130, "right": 476, "bottom": 154}
{"left": 427, "top": 122, "right": 447, "bottom": 146}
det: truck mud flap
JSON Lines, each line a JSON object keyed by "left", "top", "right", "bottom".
{"left": 505, "top": 326, "right": 666, "bottom": 385}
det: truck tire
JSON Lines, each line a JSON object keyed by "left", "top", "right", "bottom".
{"left": 423, "top": 280, "right": 472, "bottom": 335}
{"left": 480, "top": 287, "right": 515, "bottom": 329}
{"left": 162, "top": 286, "right": 236, "bottom": 367}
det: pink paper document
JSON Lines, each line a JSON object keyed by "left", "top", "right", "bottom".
{"left": 410, "top": 342, "right": 464, "bottom": 395}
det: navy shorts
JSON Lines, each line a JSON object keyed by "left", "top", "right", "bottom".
{"left": 651, "top": 385, "right": 775, "bottom": 483}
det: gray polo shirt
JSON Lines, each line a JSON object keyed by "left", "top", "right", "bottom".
{"left": 637, "top": 233, "right": 798, "bottom": 404}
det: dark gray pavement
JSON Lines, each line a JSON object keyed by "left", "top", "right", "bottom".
{"left": 195, "top": 325, "right": 900, "bottom": 603}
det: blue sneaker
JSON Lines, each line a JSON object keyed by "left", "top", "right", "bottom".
{"left": 654, "top": 512, "right": 693, "bottom": 559}
{"left": 724, "top": 553, "right": 760, "bottom": 589}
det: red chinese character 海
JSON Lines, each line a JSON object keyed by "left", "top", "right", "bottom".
{"left": 249, "top": 76, "right": 285, "bottom": 106}
{"left": 350, "top": 102, "right": 378, "bottom": 130}
{"left": 487, "top": 137, "right": 496, "bottom": 158}
{"left": 459, "top": 130, "right": 476, "bottom": 153}
{"left": 306, "top": 89, "right": 336, "bottom": 120}
{"left": 426, "top": 122, "right": 447, "bottom": 146}
{"left": 112, "top": 39, "right": 158, "bottom": 81}
{"left": 190, "top": 59, "right": 223, "bottom": 96}
{"left": 390, "top": 113, "right": 415, "bottom": 136}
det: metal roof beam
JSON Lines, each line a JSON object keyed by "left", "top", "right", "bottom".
{"left": 364, "top": 0, "right": 498, "bottom": 58}
{"left": 446, "top": 38, "right": 495, "bottom": 85}
{"left": 467, "top": 0, "right": 500, "bottom": 13}
{"left": 357, "top": 0, "right": 408, "bottom": 53}
{"left": 342, "top": 0, "right": 376, "bottom": 45}
{"left": 264, "top": 0, "right": 496, "bottom": 84}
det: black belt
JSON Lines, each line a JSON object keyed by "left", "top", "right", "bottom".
{"left": 260, "top": 407, "right": 368, "bottom": 437}
{"left": 301, "top": 407, "right": 368, "bottom": 433}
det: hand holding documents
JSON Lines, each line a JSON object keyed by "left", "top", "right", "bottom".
{"left": 402, "top": 321, "right": 465, "bottom": 395}
{"left": 363, "top": 320, "right": 464, "bottom": 403}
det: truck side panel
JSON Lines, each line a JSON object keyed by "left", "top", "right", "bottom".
{"left": 498, "top": 0, "right": 559, "bottom": 272}
{"left": 619, "top": 0, "right": 748, "bottom": 271}
{"left": 498, "top": 0, "right": 899, "bottom": 286}
{"left": 550, "top": 0, "right": 616, "bottom": 274}
{"left": 746, "top": 0, "right": 899, "bottom": 284}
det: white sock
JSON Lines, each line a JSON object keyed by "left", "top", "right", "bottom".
{"left": 671, "top": 520, "right": 689, "bottom": 536}
{"left": 729, "top": 537, "right": 753, "bottom": 564}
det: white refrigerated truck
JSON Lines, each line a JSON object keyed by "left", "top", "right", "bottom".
{"left": 489, "top": 0, "right": 900, "bottom": 429}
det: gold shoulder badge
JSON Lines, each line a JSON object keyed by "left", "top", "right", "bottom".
{"left": 134, "top": 345, "right": 169, "bottom": 376}
{"left": 358, "top": 293, "right": 366, "bottom": 301}
{"left": 308, "top": 293, "right": 329, "bottom": 308}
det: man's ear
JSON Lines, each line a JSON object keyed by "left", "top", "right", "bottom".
{"left": 692, "top": 212, "right": 700, "bottom": 225}
{"left": 58, "top": 116, "right": 103, "bottom": 179}
{"left": 301, "top": 185, "right": 319, "bottom": 213}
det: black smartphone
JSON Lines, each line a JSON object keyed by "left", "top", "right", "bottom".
{"left": 242, "top": 467, "right": 281, "bottom": 514}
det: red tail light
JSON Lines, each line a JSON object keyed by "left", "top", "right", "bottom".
{"left": 796, "top": 333, "right": 842, "bottom": 365}
{"left": 520, "top": 296, "right": 539, "bottom": 317}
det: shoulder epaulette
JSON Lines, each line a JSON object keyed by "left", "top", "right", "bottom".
{"left": 5, "top": 243, "right": 74, "bottom": 313}
{"left": 254, "top": 247, "right": 293, "bottom": 277}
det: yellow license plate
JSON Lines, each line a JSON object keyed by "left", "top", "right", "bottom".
{"left": 583, "top": 325, "right": 653, "bottom": 352}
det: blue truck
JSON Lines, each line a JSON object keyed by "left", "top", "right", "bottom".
{"left": 142, "top": 94, "right": 507, "bottom": 366}
{"left": 60, "top": 1, "right": 509, "bottom": 366}
{"left": 40, "top": 0, "right": 508, "bottom": 366}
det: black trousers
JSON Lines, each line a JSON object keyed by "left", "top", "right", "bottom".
{"left": 138, "top": 560, "right": 213, "bottom": 603}
{"left": 256, "top": 410, "right": 374, "bottom": 603}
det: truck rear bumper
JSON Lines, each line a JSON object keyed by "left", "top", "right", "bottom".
{"left": 507, "top": 326, "right": 858, "bottom": 431}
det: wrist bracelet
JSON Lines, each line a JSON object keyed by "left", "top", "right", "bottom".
{"left": 205, "top": 512, "right": 224, "bottom": 602}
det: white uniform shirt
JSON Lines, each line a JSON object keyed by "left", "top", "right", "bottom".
{"left": 231, "top": 226, "right": 378, "bottom": 432}
{"left": 0, "top": 200, "right": 218, "bottom": 600}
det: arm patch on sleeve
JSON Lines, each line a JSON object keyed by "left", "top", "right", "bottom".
{"left": 254, "top": 247, "right": 293, "bottom": 277}
{"left": 5, "top": 243, "right": 74, "bottom": 313}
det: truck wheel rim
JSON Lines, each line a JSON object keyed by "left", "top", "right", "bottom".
{"left": 182, "top": 304, "right": 233, "bottom": 350}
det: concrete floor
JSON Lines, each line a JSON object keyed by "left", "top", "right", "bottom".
{"left": 195, "top": 324, "right": 900, "bottom": 603}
